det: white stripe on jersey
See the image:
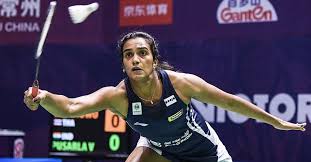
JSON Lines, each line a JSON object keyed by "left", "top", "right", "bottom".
{"left": 186, "top": 106, "right": 218, "bottom": 145}
{"left": 186, "top": 104, "right": 233, "bottom": 162}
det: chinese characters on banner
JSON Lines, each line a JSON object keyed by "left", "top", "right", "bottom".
{"left": 120, "top": 0, "right": 173, "bottom": 26}
{"left": 0, "top": 0, "right": 40, "bottom": 33}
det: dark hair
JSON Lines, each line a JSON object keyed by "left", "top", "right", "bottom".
{"left": 117, "top": 31, "right": 175, "bottom": 71}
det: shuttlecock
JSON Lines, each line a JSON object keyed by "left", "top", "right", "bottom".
{"left": 68, "top": 2, "right": 99, "bottom": 24}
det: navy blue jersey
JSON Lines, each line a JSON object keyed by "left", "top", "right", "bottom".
{"left": 125, "top": 70, "right": 231, "bottom": 162}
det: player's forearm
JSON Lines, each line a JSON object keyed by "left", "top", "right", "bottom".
{"left": 40, "top": 90, "right": 73, "bottom": 118}
{"left": 227, "top": 95, "right": 282, "bottom": 127}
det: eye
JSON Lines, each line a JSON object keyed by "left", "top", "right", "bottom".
{"left": 138, "top": 50, "right": 148, "bottom": 56}
{"left": 123, "top": 52, "right": 133, "bottom": 58}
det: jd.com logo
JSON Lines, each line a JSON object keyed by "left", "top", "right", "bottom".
{"left": 217, "top": 0, "right": 278, "bottom": 24}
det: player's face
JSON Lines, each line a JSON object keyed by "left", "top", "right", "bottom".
{"left": 122, "top": 37, "right": 155, "bottom": 81}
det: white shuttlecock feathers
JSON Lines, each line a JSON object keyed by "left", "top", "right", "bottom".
{"left": 68, "top": 2, "right": 99, "bottom": 24}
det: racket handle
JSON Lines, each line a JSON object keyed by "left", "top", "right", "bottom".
{"left": 32, "top": 80, "right": 39, "bottom": 98}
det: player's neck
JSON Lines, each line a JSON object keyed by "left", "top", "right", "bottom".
{"left": 131, "top": 71, "right": 159, "bottom": 101}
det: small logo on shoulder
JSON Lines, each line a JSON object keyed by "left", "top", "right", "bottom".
{"left": 164, "top": 95, "right": 177, "bottom": 107}
{"left": 132, "top": 102, "right": 142, "bottom": 115}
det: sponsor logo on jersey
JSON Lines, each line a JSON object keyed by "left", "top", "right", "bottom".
{"left": 150, "top": 140, "right": 162, "bottom": 147}
{"left": 149, "top": 130, "right": 193, "bottom": 148}
{"left": 164, "top": 95, "right": 177, "bottom": 107}
{"left": 132, "top": 102, "right": 142, "bottom": 115}
{"left": 217, "top": 0, "right": 278, "bottom": 24}
{"left": 168, "top": 109, "right": 183, "bottom": 122}
{"left": 134, "top": 122, "right": 149, "bottom": 127}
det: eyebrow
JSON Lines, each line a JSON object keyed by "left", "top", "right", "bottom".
{"left": 123, "top": 47, "right": 149, "bottom": 53}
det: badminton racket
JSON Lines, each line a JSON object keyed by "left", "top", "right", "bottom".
{"left": 31, "top": 1, "right": 57, "bottom": 98}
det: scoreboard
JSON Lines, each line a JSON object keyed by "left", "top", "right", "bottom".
{"left": 49, "top": 109, "right": 130, "bottom": 159}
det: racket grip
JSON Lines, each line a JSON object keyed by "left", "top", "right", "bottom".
{"left": 32, "top": 80, "right": 39, "bottom": 98}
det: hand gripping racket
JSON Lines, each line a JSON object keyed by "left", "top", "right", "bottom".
{"left": 31, "top": 1, "right": 57, "bottom": 98}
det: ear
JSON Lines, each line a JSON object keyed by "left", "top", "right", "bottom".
{"left": 153, "top": 62, "right": 157, "bottom": 69}
{"left": 153, "top": 59, "right": 158, "bottom": 67}
{"left": 121, "top": 64, "right": 125, "bottom": 72}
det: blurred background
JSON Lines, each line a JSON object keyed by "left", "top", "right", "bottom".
{"left": 0, "top": 0, "right": 310, "bottom": 162}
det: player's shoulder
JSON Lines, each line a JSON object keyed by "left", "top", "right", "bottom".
{"left": 113, "top": 80, "right": 127, "bottom": 97}
{"left": 164, "top": 70, "right": 196, "bottom": 85}
{"left": 105, "top": 80, "right": 128, "bottom": 117}
{"left": 164, "top": 70, "right": 195, "bottom": 103}
{"left": 95, "top": 80, "right": 126, "bottom": 97}
{"left": 164, "top": 69, "right": 185, "bottom": 78}
{"left": 164, "top": 71, "right": 188, "bottom": 91}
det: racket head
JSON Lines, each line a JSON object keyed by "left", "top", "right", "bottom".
{"left": 35, "top": 1, "right": 57, "bottom": 59}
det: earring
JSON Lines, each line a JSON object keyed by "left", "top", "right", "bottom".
{"left": 122, "top": 69, "right": 125, "bottom": 73}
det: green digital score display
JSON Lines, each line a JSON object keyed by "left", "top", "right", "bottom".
{"left": 109, "top": 134, "right": 120, "bottom": 151}
{"left": 49, "top": 110, "right": 129, "bottom": 158}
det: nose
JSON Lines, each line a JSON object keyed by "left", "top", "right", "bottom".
{"left": 132, "top": 53, "right": 140, "bottom": 65}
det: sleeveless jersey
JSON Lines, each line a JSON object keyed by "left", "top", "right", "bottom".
{"left": 125, "top": 70, "right": 228, "bottom": 162}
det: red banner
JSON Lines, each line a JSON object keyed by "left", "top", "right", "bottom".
{"left": 119, "top": 0, "right": 173, "bottom": 27}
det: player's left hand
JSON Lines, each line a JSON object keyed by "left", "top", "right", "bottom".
{"left": 273, "top": 120, "right": 306, "bottom": 131}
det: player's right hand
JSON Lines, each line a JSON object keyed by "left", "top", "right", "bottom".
{"left": 23, "top": 87, "right": 46, "bottom": 111}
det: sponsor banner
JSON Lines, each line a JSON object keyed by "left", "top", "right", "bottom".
{"left": 119, "top": 0, "right": 173, "bottom": 26}
{"left": 0, "top": 0, "right": 42, "bottom": 43}
{"left": 0, "top": 1, "right": 310, "bottom": 45}
{"left": 0, "top": 0, "right": 104, "bottom": 44}
{"left": 193, "top": 93, "right": 311, "bottom": 124}
{"left": 103, "top": 1, "right": 311, "bottom": 43}
{"left": 217, "top": 0, "right": 278, "bottom": 24}
{"left": 0, "top": 0, "right": 41, "bottom": 32}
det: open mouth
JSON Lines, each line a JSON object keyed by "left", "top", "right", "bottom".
{"left": 132, "top": 67, "right": 142, "bottom": 71}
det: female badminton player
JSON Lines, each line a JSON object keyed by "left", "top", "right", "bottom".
{"left": 24, "top": 31, "right": 306, "bottom": 162}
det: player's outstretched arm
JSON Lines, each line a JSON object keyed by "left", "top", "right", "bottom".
{"left": 24, "top": 86, "right": 123, "bottom": 118}
{"left": 180, "top": 73, "right": 306, "bottom": 131}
